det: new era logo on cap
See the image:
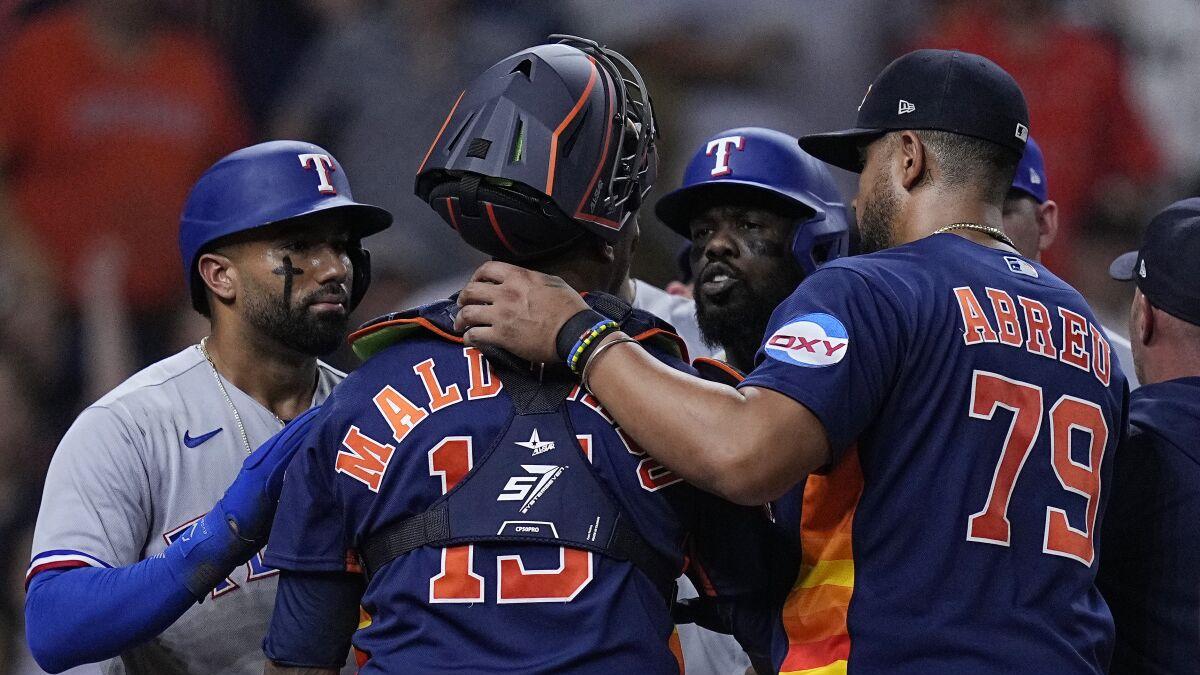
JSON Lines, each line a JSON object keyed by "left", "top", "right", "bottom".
{"left": 1015, "top": 123, "right": 1029, "bottom": 141}
{"left": 1029, "top": 168, "right": 1041, "bottom": 185}
{"left": 898, "top": 99, "right": 916, "bottom": 115}
{"left": 1139, "top": 259, "right": 1147, "bottom": 278}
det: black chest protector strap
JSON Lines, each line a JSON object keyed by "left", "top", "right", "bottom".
{"left": 356, "top": 295, "right": 684, "bottom": 602}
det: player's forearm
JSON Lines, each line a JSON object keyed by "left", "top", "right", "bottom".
{"left": 24, "top": 562, "right": 195, "bottom": 673}
{"left": 586, "top": 335, "right": 822, "bottom": 504}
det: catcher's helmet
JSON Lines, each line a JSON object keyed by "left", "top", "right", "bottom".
{"left": 655, "top": 127, "right": 849, "bottom": 275}
{"left": 179, "top": 140, "right": 392, "bottom": 314}
{"left": 415, "top": 35, "right": 657, "bottom": 261}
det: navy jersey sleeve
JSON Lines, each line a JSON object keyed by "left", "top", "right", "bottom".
{"left": 264, "top": 407, "right": 350, "bottom": 573}
{"left": 263, "top": 570, "right": 364, "bottom": 668}
{"left": 739, "top": 265, "right": 905, "bottom": 458}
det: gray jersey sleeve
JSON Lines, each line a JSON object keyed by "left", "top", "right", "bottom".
{"left": 28, "top": 405, "right": 153, "bottom": 580}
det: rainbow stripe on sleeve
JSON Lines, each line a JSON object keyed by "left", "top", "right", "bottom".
{"left": 780, "top": 447, "right": 863, "bottom": 675}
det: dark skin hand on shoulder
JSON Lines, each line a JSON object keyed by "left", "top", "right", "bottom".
{"left": 455, "top": 261, "right": 829, "bottom": 506}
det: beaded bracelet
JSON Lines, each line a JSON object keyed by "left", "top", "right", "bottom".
{"left": 567, "top": 319, "right": 620, "bottom": 373}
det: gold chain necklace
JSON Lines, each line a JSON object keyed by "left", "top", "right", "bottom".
{"left": 197, "top": 336, "right": 283, "bottom": 456}
{"left": 931, "top": 222, "right": 1016, "bottom": 249}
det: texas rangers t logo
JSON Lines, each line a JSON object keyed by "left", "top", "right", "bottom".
{"left": 298, "top": 153, "right": 337, "bottom": 194}
{"left": 706, "top": 136, "right": 745, "bottom": 177}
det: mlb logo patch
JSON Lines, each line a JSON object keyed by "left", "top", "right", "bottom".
{"left": 1004, "top": 256, "right": 1039, "bottom": 278}
{"left": 764, "top": 313, "right": 849, "bottom": 368}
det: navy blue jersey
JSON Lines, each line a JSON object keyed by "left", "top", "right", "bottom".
{"left": 1097, "top": 376, "right": 1200, "bottom": 675}
{"left": 739, "top": 234, "right": 1128, "bottom": 674}
{"left": 265, "top": 303, "right": 768, "bottom": 673}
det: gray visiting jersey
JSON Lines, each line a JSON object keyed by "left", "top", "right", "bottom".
{"left": 28, "top": 345, "right": 343, "bottom": 675}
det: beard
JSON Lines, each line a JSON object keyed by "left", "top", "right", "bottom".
{"left": 242, "top": 280, "right": 349, "bottom": 356}
{"left": 856, "top": 171, "right": 901, "bottom": 254}
{"left": 696, "top": 264, "right": 803, "bottom": 368}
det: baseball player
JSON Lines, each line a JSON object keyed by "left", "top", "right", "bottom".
{"left": 261, "top": 37, "right": 772, "bottom": 674}
{"left": 654, "top": 126, "right": 850, "bottom": 675}
{"left": 656, "top": 126, "right": 849, "bottom": 373}
{"left": 457, "top": 49, "right": 1128, "bottom": 673}
{"left": 24, "top": 141, "right": 391, "bottom": 674}
{"left": 1098, "top": 198, "right": 1200, "bottom": 674}
{"left": 1003, "top": 136, "right": 1138, "bottom": 387}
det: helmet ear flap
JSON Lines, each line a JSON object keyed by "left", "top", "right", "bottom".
{"left": 348, "top": 245, "right": 371, "bottom": 312}
{"left": 790, "top": 209, "right": 851, "bottom": 276}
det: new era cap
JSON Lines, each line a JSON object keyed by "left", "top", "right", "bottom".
{"left": 799, "top": 49, "right": 1030, "bottom": 173}
{"left": 1010, "top": 136, "right": 1047, "bottom": 203}
{"left": 1110, "top": 197, "right": 1200, "bottom": 327}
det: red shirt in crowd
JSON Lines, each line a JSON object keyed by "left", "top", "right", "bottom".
{"left": 0, "top": 8, "right": 249, "bottom": 310}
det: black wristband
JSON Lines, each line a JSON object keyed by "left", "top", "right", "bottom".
{"left": 556, "top": 308, "right": 608, "bottom": 364}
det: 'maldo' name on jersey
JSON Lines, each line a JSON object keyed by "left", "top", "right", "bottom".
{"left": 333, "top": 347, "right": 679, "bottom": 494}
{"left": 954, "top": 286, "right": 1112, "bottom": 386}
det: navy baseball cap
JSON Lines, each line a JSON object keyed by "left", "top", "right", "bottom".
{"left": 1010, "top": 136, "right": 1047, "bottom": 203}
{"left": 799, "top": 49, "right": 1030, "bottom": 173}
{"left": 1110, "top": 197, "right": 1200, "bottom": 326}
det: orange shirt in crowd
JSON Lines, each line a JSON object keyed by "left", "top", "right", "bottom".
{"left": 0, "top": 8, "right": 249, "bottom": 309}
{"left": 910, "top": 4, "right": 1161, "bottom": 275}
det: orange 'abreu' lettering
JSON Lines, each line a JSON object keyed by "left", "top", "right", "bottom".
{"left": 1018, "top": 297, "right": 1057, "bottom": 359}
{"left": 413, "top": 358, "right": 463, "bottom": 412}
{"left": 986, "top": 288, "right": 1023, "bottom": 347}
{"left": 954, "top": 287, "right": 998, "bottom": 345}
{"left": 1058, "top": 308, "right": 1091, "bottom": 372}
{"left": 373, "top": 385, "right": 429, "bottom": 444}
{"left": 1090, "top": 326, "right": 1112, "bottom": 387}
{"left": 336, "top": 426, "right": 396, "bottom": 492}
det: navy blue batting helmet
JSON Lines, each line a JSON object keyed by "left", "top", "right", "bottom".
{"left": 656, "top": 127, "right": 849, "bottom": 275}
{"left": 179, "top": 140, "right": 392, "bottom": 314}
{"left": 415, "top": 35, "right": 657, "bottom": 261}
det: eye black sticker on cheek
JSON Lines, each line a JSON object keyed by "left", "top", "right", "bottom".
{"left": 273, "top": 255, "right": 305, "bottom": 302}
{"left": 746, "top": 238, "right": 788, "bottom": 258}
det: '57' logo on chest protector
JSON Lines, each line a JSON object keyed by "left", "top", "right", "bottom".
{"left": 498, "top": 464, "right": 566, "bottom": 513}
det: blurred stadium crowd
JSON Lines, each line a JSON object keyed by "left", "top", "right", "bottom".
{"left": 0, "top": 0, "right": 1194, "bottom": 671}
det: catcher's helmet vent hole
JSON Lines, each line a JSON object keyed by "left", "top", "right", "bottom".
{"left": 510, "top": 58, "right": 534, "bottom": 79}
{"left": 446, "top": 111, "right": 476, "bottom": 153}
{"left": 467, "top": 138, "right": 492, "bottom": 159}
{"left": 560, "top": 107, "right": 590, "bottom": 158}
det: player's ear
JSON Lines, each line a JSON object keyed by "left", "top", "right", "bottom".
{"left": 198, "top": 251, "right": 239, "bottom": 305}
{"left": 1036, "top": 200, "right": 1059, "bottom": 253}
{"left": 896, "top": 130, "right": 925, "bottom": 191}
{"left": 1133, "top": 289, "right": 1154, "bottom": 346}
{"left": 598, "top": 241, "right": 616, "bottom": 264}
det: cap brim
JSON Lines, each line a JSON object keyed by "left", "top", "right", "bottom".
{"left": 797, "top": 128, "right": 885, "bottom": 173}
{"left": 1109, "top": 251, "right": 1139, "bottom": 281}
{"left": 280, "top": 200, "right": 394, "bottom": 239}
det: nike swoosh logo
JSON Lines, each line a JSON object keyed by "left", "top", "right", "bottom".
{"left": 183, "top": 428, "right": 223, "bottom": 448}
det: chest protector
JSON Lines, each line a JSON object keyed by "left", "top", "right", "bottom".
{"left": 348, "top": 293, "right": 689, "bottom": 601}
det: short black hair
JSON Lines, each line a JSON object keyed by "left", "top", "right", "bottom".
{"left": 916, "top": 130, "right": 1021, "bottom": 205}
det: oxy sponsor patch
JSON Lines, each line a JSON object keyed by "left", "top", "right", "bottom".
{"left": 764, "top": 313, "right": 849, "bottom": 367}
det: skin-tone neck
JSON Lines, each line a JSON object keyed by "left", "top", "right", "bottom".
{"left": 204, "top": 313, "right": 318, "bottom": 422}
{"left": 896, "top": 187, "right": 1007, "bottom": 248}
{"left": 528, "top": 238, "right": 623, "bottom": 296}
